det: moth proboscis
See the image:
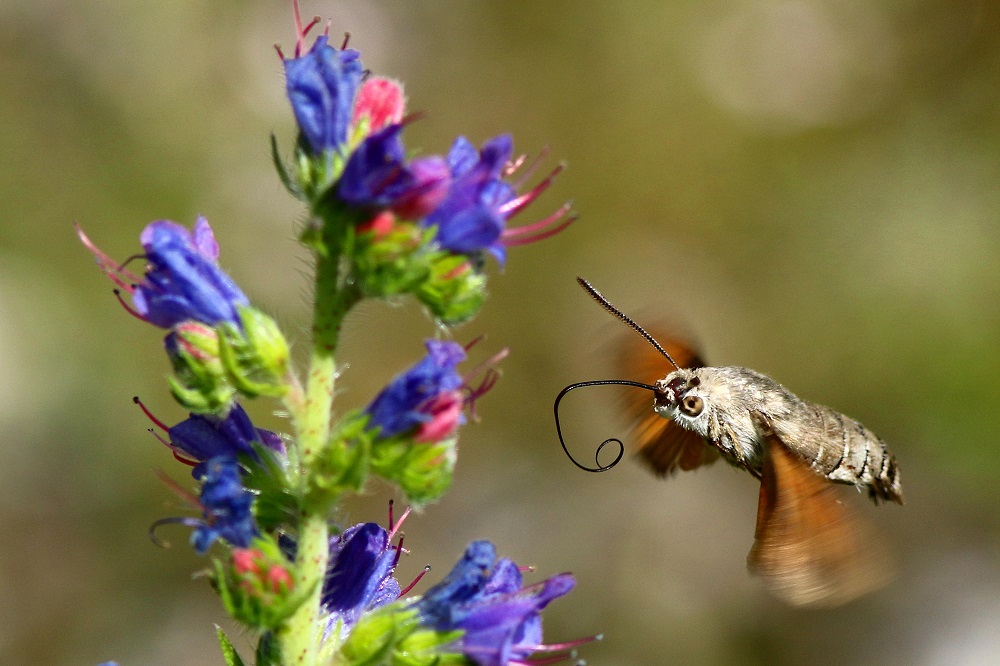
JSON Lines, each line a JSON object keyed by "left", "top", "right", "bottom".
{"left": 555, "top": 277, "right": 903, "bottom": 608}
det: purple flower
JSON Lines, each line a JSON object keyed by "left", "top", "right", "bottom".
{"left": 417, "top": 541, "right": 577, "bottom": 666}
{"left": 284, "top": 35, "right": 364, "bottom": 154}
{"left": 190, "top": 458, "right": 257, "bottom": 553}
{"left": 78, "top": 218, "right": 249, "bottom": 330}
{"left": 365, "top": 340, "right": 466, "bottom": 439}
{"left": 166, "top": 403, "right": 284, "bottom": 477}
{"left": 423, "top": 135, "right": 575, "bottom": 266}
{"left": 338, "top": 124, "right": 451, "bottom": 218}
{"left": 323, "top": 523, "right": 401, "bottom": 632}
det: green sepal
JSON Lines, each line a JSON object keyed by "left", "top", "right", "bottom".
{"left": 305, "top": 410, "right": 372, "bottom": 512}
{"left": 341, "top": 603, "right": 467, "bottom": 666}
{"left": 255, "top": 633, "right": 281, "bottom": 666}
{"left": 293, "top": 136, "right": 347, "bottom": 205}
{"left": 370, "top": 435, "right": 457, "bottom": 507}
{"left": 351, "top": 221, "right": 435, "bottom": 299}
{"left": 213, "top": 536, "right": 311, "bottom": 632}
{"left": 166, "top": 322, "right": 236, "bottom": 414}
{"left": 271, "top": 133, "right": 301, "bottom": 200}
{"left": 415, "top": 252, "right": 487, "bottom": 327}
{"left": 240, "top": 444, "right": 297, "bottom": 533}
{"left": 218, "top": 306, "right": 290, "bottom": 399}
{"left": 394, "top": 626, "right": 468, "bottom": 666}
{"left": 216, "top": 625, "right": 247, "bottom": 666}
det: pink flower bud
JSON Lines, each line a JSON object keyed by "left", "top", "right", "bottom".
{"left": 233, "top": 548, "right": 261, "bottom": 575}
{"left": 353, "top": 77, "right": 405, "bottom": 133}
{"left": 415, "top": 391, "right": 464, "bottom": 443}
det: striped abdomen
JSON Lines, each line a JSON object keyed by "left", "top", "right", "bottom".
{"left": 773, "top": 402, "right": 903, "bottom": 505}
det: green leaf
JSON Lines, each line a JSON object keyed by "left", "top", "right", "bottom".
{"left": 216, "top": 626, "right": 247, "bottom": 666}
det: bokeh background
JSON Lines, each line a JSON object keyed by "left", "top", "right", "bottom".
{"left": 3, "top": 1, "right": 1000, "bottom": 664}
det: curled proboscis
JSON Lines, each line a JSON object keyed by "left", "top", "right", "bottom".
{"left": 553, "top": 379, "right": 658, "bottom": 473}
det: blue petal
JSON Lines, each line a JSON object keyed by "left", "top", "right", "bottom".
{"left": 284, "top": 36, "right": 364, "bottom": 153}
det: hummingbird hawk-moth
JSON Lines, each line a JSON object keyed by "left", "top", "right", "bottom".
{"left": 555, "top": 277, "right": 903, "bottom": 607}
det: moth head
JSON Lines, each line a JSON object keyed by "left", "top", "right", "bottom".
{"left": 654, "top": 369, "right": 710, "bottom": 429}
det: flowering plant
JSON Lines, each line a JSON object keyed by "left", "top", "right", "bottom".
{"left": 83, "top": 3, "right": 591, "bottom": 665}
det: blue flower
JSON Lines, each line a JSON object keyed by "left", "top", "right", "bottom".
{"left": 424, "top": 136, "right": 515, "bottom": 264}
{"left": 167, "top": 403, "right": 283, "bottom": 477}
{"left": 134, "top": 218, "right": 249, "bottom": 329}
{"left": 191, "top": 458, "right": 257, "bottom": 553}
{"left": 422, "top": 135, "right": 574, "bottom": 266}
{"left": 77, "top": 217, "right": 249, "bottom": 330}
{"left": 338, "top": 124, "right": 451, "bottom": 217}
{"left": 417, "top": 541, "right": 577, "bottom": 666}
{"left": 284, "top": 35, "right": 364, "bottom": 154}
{"left": 364, "top": 340, "right": 466, "bottom": 439}
{"left": 323, "top": 523, "right": 401, "bottom": 632}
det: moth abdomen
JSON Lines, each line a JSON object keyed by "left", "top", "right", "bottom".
{"left": 779, "top": 403, "right": 903, "bottom": 505}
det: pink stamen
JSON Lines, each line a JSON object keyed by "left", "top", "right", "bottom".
{"left": 340, "top": 32, "right": 351, "bottom": 50}
{"left": 499, "top": 162, "right": 566, "bottom": 219}
{"left": 525, "top": 634, "right": 603, "bottom": 653}
{"left": 463, "top": 333, "right": 486, "bottom": 353}
{"left": 273, "top": 43, "right": 285, "bottom": 60}
{"left": 503, "top": 212, "right": 577, "bottom": 248}
{"left": 134, "top": 396, "right": 170, "bottom": 432}
{"left": 388, "top": 505, "right": 412, "bottom": 541}
{"left": 398, "top": 565, "right": 431, "bottom": 597}
{"left": 387, "top": 498, "right": 395, "bottom": 531}
{"left": 154, "top": 468, "right": 201, "bottom": 506}
{"left": 147, "top": 428, "right": 197, "bottom": 466}
{"left": 391, "top": 534, "right": 405, "bottom": 568}
{"left": 502, "top": 201, "right": 573, "bottom": 238}
{"left": 113, "top": 289, "right": 146, "bottom": 322}
{"left": 503, "top": 152, "right": 528, "bottom": 178}
{"left": 519, "top": 565, "right": 537, "bottom": 574}
{"left": 462, "top": 347, "right": 509, "bottom": 386}
{"left": 75, "top": 223, "right": 142, "bottom": 288}
{"left": 172, "top": 451, "right": 198, "bottom": 467}
{"left": 511, "top": 146, "right": 552, "bottom": 188}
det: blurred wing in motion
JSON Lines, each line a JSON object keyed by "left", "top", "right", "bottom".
{"left": 748, "top": 432, "right": 893, "bottom": 607}
{"left": 617, "top": 328, "right": 719, "bottom": 476}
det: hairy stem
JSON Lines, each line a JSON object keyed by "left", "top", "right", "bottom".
{"left": 280, "top": 239, "right": 359, "bottom": 666}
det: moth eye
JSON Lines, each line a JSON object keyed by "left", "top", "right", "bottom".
{"left": 680, "top": 395, "right": 704, "bottom": 417}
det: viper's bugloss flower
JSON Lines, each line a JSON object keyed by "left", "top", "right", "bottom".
{"left": 284, "top": 35, "right": 363, "bottom": 155}
{"left": 77, "top": 218, "right": 249, "bottom": 330}
{"left": 136, "top": 398, "right": 283, "bottom": 475}
{"left": 323, "top": 522, "right": 401, "bottom": 633}
{"left": 168, "top": 404, "right": 284, "bottom": 473}
{"left": 191, "top": 458, "right": 258, "bottom": 553}
{"left": 417, "top": 541, "right": 582, "bottom": 666}
{"left": 338, "top": 124, "right": 450, "bottom": 216}
{"left": 424, "top": 135, "right": 574, "bottom": 266}
{"left": 365, "top": 340, "right": 466, "bottom": 439}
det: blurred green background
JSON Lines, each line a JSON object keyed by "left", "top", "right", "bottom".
{"left": 3, "top": 1, "right": 1000, "bottom": 664}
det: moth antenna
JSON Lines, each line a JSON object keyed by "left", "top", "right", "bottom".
{"left": 554, "top": 379, "right": 658, "bottom": 472}
{"left": 576, "top": 277, "right": 680, "bottom": 370}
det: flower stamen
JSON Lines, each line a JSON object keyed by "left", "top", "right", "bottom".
{"left": 397, "top": 565, "right": 431, "bottom": 597}
{"left": 500, "top": 161, "right": 567, "bottom": 219}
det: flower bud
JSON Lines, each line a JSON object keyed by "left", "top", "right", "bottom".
{"left": 165, "top": 323, "right": 236, "bottom": 414}
{"left": 415, "top": 254, "right": 487, "bottom": 326}
{"left": 352, "top": 77, "right": 405, "bottom": 134}
{"left": 214, "top": 538, "right": 307, "bottom": 631}
{"left": 218, "top": 306, "right": 290, "bottom": 399}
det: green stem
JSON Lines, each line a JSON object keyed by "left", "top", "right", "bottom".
{"left": 280, "top": 241, "right": 359, "bottom": 666}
